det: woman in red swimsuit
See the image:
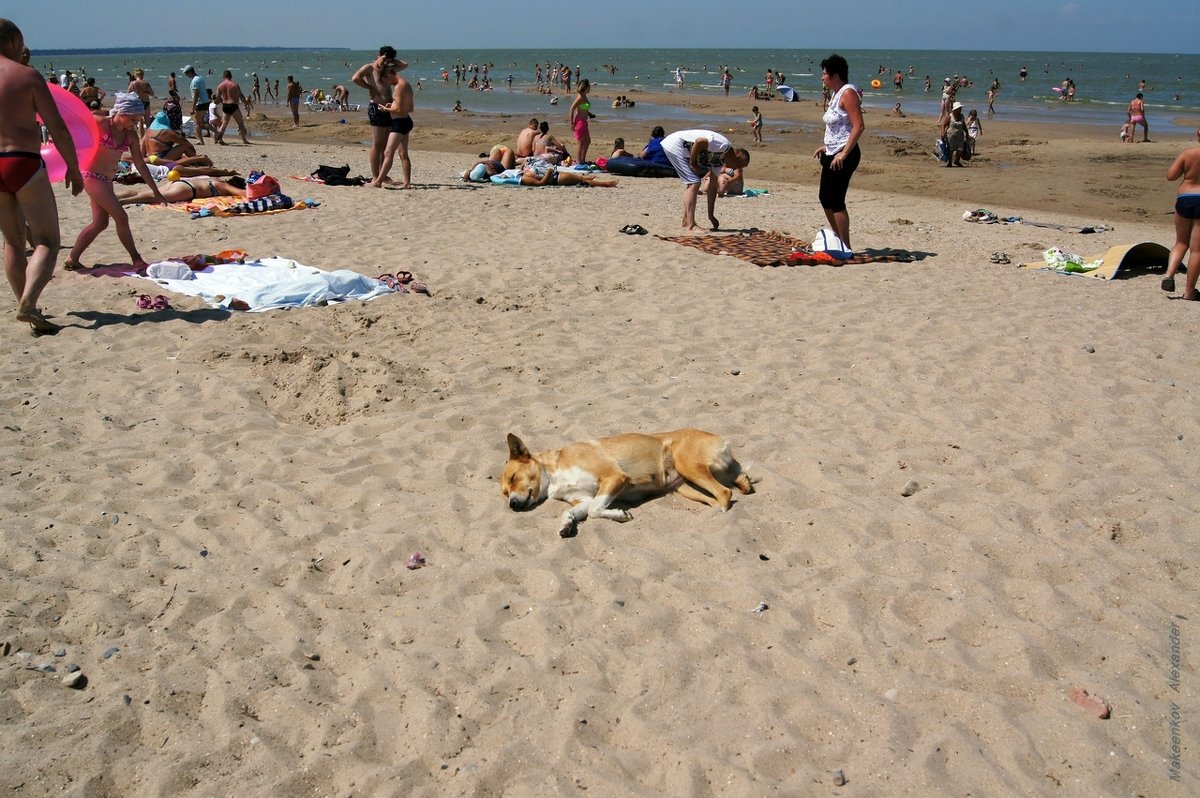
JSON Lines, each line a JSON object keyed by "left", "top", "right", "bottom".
{"left": 64, "top": 92, "right": 166, "bottom": 270}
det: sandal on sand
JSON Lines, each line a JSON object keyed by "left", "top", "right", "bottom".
{"left": 409, "top": 281, "right": 431, "bottom": 295}
{"left": 152, "top": 295, "right": 170, "bottom": 311}
{"left": 619, "top": 224, "right": 648, "bottom": 235}
{"left": 989, "top": 252, "right": 1011, "bottom": 264}
{"left": 395, "top": 270, "right": 414, "bottom": 284}
{"left": 136, "top": 294, "right": 153, "bottom": 309}
{"left": 1162, "top": 277, "right": 1176, "bottom": 292}
{"left": 378, "top": 273, "right": 398, "bottom": 289}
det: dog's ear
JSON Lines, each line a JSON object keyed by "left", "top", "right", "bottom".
{"left": 506, "top": 433, "right": 531, "bottom": 460}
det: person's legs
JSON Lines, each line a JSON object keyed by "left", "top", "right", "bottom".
{"left": 1165, "top": 211, "right": 1190, "bottom": 289}
{"left": 66, "top": 181, "right": 112, "bottom": 268}
{"left": 84, "top": 179, "right": 146, "bottom": 267}
{"left": 5, "top": 174, "right": 64, "bottom": 330}
{"left": 216, "top": 111, "right": 231, "bottom": 144}
{"left": 681, "top": 182, "right": 700, "bottom": 230}
{"left": 372, "top": 133, "right": 399, "bottom": 187}
{"left": 232, "top": 110, "right": 250, "bottom": 143}
{"left": 395, "top": 133, "right": 411, "bottom": 188}
{"left": 1184, "top": 219, "right": 1200, "bottom": 300}
{"left": 370, "top": 126, "right": 389, "bottom": 179}
{"left": 1, "top": 193, "right": 29, "bottom": 301}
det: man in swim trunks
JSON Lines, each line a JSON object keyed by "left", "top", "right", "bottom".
{"left": 1162, "top": 146, "right": 1200, "bottom": 300}
{"left": 352, "top": 46, "right": 405, "bottom": 182}
{"left": 1128, "top": 93, "right": 1149, "bottom": 142}
{"left": 183, "top": 65, "right": 208, "bottom": 143}
{"left": 0, "top": 19, "right": 83, "bottom": 334}
{"left": 370, "top": 62, "right": 414, "bottom": 188}
{"left": 214, "top": 70, "right": 251, "bottom": 145}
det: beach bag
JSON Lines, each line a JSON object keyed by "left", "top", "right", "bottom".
{"left": 811, "top": 228, "right": 853, "bottom": 260}
{"left": 312, "top": 164, "right": 367, "bottom": 186}
{"left": 246, "top": 171, "right": 281, "bottom": 200}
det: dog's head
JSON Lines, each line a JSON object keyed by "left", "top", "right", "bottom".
{"left": 501, "top": 433, "right": 545, "bottom": 511}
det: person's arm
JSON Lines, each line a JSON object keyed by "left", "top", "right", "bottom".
{"left": 689, "top": 138, "right": 709, "bottom": 173}
{"left": 32, "top": 76, "right": 83, "bottom": 195}
{"left": 1167, "top": 152, "right": 1188, "bottom": 182}
{"left": 127, "top": 148, "right": 167, "bottom": 203}
{"left": 834, "top": 89, "right": 864, "bottom": 169}
{"left": 351, "top": 62, "right": 375, "bottom": 94}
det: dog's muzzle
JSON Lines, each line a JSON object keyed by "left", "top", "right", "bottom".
{"left": 508, "top": 494, "right": 534, "bottom": 511}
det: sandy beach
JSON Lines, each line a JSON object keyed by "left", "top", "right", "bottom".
{"left": 2, "top": 91, "right": 1197, "bottom": 796}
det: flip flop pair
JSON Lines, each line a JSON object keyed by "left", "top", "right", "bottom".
{"left": 136, "top": 294, "right": 170, "bottom": 310}
{"left": 619, "top": 224, "right": 648, "bottom": 235}
{"left": 378, "top": 271, "right": 414, "bottom": 290}
{"left": 989, "top": 252, "right": 1011, "bottom": 264}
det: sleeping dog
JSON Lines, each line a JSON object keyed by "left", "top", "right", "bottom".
{"left": 501, "top": 428, "right": 753, "bottom": 537}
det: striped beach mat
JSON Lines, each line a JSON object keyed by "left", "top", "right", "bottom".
{"left": 654, "top": 230, "right": 922, "bottom": 268}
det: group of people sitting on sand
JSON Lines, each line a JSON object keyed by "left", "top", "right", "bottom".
{"left": 460, "top": 116, "right": 617, "bottom": 187}
{"left": 459, "top": 118, "right": 745, "bottom": 194}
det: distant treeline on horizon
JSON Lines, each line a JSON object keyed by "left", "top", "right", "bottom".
{"left": 32, "top": 46, "right": 350, "bottom": 56}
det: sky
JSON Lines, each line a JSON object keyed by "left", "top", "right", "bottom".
{"left": 12, "top": 0, "right": 1200, "bottom": 54}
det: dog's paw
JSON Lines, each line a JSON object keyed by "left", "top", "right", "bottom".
{"left": 615, "top": 510, "right": 634, "bottom": 522}
{"left": 558, "top": 520, "right": 579, "bottom": 538}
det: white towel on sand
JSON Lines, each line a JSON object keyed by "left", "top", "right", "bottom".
{"left": 142, "top": 256, "right": 394, "bottom": 312}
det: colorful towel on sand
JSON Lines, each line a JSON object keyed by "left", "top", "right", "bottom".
{"left": 654, "top": 230, "right": 920, "bottom": 267}
{"left": 142, "top": 196, "right": 311, "bottom": 218}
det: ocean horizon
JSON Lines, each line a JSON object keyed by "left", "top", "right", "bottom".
{"left": 33, "top": 47, "right": 1200, "bottom": 132}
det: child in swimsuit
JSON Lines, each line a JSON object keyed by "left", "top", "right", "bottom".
{"left": 64, "top": 92, "right": 166, "bottom": 271}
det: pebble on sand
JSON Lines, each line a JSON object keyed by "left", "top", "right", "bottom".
{"left": 832, "top": 769, "right": 847, "bottom": 786}
{"left": 62, "top": 670, "right": 85, "bottom": 689}
{"left": 901, "top": 480, "right": 919, "bottom": 497}
{"left": 1067, "top": 687, "right": 1111, "bottom": 719}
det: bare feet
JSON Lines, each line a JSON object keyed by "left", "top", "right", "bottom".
{"left": 62, "top": 257, "right": 83, "bottom": 271}
{"left": 132, "top": 259, "right": 149, "bottom": 271}
{"left": 17, "top": 306, "right": 60, "bottom": 334}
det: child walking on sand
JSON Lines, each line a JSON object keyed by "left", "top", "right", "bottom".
{"left": 749, "top": 105, "right": 763, "bottom": 145}
{"left": 64, "top": 92, "right": 165, "bottom": 270}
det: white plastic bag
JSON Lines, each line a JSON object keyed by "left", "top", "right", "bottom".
{"left": 812, "top": 228, "right": 853, "bottom": 260}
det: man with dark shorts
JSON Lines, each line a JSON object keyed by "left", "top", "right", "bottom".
{"left": 182, "top": 65, "right": 208, "bottom": 143}
{"left": 0, "top": 19, "right": 83, "bottom": 334}
{"left": 285, "top": 75, "right": 301, "bottom": 128}
{"left": 352, "top": 46, "right": 404, "bottom": 181}
{"left": 370, "top": 62, "right": 414, "bottom": 188}
{"left": 214, "top": 70, "right": 250, "bottom": 145}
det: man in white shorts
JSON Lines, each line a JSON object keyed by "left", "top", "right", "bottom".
{"left": 661, "top": 128, "right": 750, "bottom": 231}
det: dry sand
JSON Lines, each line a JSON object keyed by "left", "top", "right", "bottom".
{"left": 1, "top": 97, "right": 1197, "bottom": 796}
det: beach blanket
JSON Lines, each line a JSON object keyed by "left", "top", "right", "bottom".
{"left": 1018, "top": 241, "right": 1168, "bottom": 280}
{"left": 142, "top": 196, "right": 313, "bottom": 218}
{"left": 654, "top": 230, "right": 920, "bottom": 267}
{"left": 140, "top": 256, "right": 397, "bottom": 311}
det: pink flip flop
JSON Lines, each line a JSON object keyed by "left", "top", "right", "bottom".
{"left": 409, "top": 281, "right": 430, "bottom": 295}
{"left": 152, "top": 294, "right": 170, "bottom": 310}
{"left": 136, "top": 294, "right": 152, "bottom": 309}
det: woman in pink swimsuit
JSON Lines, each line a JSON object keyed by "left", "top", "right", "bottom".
{"left": 568, "top": 79, "right": 592, "bottom": 164}
{"left": 64, "top": 92, "right": 165, "bottom": 270}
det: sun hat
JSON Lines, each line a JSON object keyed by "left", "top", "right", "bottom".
{"left": 952, "top": 101, "right": 964, "bottom": 111}
{"left": 149, "top": 111, "right": 172, "bottom": 130}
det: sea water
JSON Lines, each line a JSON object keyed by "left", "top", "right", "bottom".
{"left": 32, "top": 47, "right": 1200, "bottom": 133}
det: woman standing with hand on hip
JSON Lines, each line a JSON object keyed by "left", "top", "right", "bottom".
{"left": 813, "top": 53, "right": 864, "bottom": 251}
{"left": 568, "top": 78, "right": 592, "bottom": 164}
